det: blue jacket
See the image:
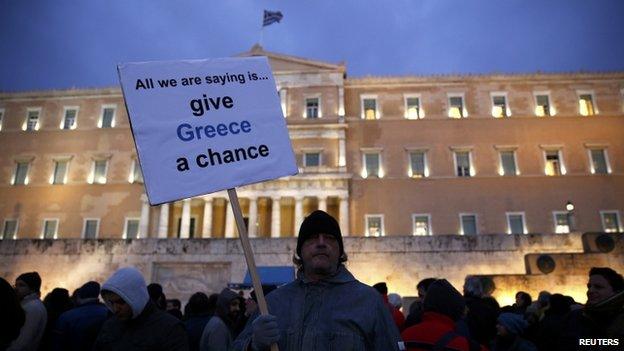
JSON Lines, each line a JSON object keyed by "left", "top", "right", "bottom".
{"left": 52, "top": 300, "right": 109, "bottom": 351}
{"left": 232, "top": 265, "right": 401, "bottom": 351}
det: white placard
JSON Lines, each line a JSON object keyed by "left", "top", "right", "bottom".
{"left": 118, "top": 57, "right": 298, "bottom": 205}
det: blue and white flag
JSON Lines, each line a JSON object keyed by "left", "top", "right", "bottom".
{"left": 263, "top": 10, "right": 283, "bottom": 27}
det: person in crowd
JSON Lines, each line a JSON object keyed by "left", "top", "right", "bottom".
{"left": 168, "top": 298, "right": 184, "bottom": 320}
{"left": 493, "top": 313, "right": 537, "bottom": 351}
{"left": 404, "top": 277, "right": 436, "bottom": 329}
{"left": 40, "top": 287, "right": 73, "bottom": 350}
{"left": 233, "top": 210, "right": 401, "bottom": 351}
{"left": 184, "top": 292, "right": 214, "bottom": 351}
{"left": 199, "top": 288, "right": 241, "bottom": 351}
{"left": 8, "top": 272, "right": 47, "bottom": 351}
{"left": 93, "top": 267, "right": 188, "bottom": 350}
{"left": 557, "top": 267, "right": 624, "bottom": 350}
{"left": 401, "top": 279, "right": 486, "bottom": 351}
{"left": 388, "top": 293, "right": 403, "bottom": 311}
{"left": 0, "top": 277, "right": 25, "bottom": 349}
{"left": 533, "top": 293, "right": 570, "bottom": 351}
{"left": 463, "top": 275, "right": 500, "bottom": 347}
{"left": 52, "top": 281, "right": 109, "bottom": 351}
{"left": 148, "top": 282, "right": 168, "bottom": 310}
{"left": 373, "top": 282, "right": 406, "bottom": 331}
{"left": 502, "top": 291, "right": 532, "bottom": 315}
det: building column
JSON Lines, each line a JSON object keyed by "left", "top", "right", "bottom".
{"left": 338, "top": 138, "right": 346, "bottom": 167}
{"left": 180, "top": 198, "right": 191, "bottom": 239}
{"left": 225, "top": 201, "right": 235, "bottom": 238}
{"left": 202, "top": 198, "right": 213, "bottom": 238}
{"left": 139, "top": 194, "right": 150, "bottom": 238}
{"left": 157, "top": 203, "right": 169, "bottom": 238}
{"left": 248, "top": 197, "right": 258, "bottom": 238}
{"left": 339, "top": 196, "right": 349, "bottom": 236}
{"left": 294, "top": 196, "right": 304, "bottom": 233}
{"left": 271, "top": 196, "right": 281, "bottom": 238}
{"left": 338, "top": 87, "right": 345, "bottom": 118}
{"left": 318, "top": 196, "right": 327, "bottom": 212}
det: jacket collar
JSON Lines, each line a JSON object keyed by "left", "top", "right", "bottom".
{"left": 422, "top": 311, "right": 457, "bottom": 329}
{"left": 297, "top": 264, "right": 356, "bottom": 285}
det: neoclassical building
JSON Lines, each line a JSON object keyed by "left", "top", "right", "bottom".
{"left": 1, "top": 45, "right": 623, "bottom": 240}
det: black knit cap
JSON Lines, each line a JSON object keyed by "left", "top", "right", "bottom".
{"left": 296, "top": 210, "right": 344, "bottom": 257}
{"left": 16, "top": 272, "right": 42, "bottom": 292}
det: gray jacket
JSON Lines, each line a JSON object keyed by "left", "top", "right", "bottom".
{"left": 232, "top": 265, "right": 401, "bottom": 351}
{"left": 7, "top": 293, "right": 47, "bottom": 351}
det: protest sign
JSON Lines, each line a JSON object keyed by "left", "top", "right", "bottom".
{"left": 117, "top": 56, "right": 298, "bottom": 205}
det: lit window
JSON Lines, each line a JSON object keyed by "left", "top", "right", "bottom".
{"left": 405, "top": 96, "right": 424, "bottom": 119}
{"left": 460, "top": 214, "right": 477, "bottom": 235}
{"left": 0, "top": 108, "right": 4, "bottom": 131}
{"left": 24, "top": 109, "right": 40, "bottom": 131}
{"left": 361, "top": 96, "right": 379, "bottom": 120}
{"left": 129, "top": 159, "right": 143, "bottom": 183}
{"left": 52, "top": 160, "right": 69, "bottom": 185}
{"left": 303, "top": 152, "right": 321, "bottom": 167}
{"left": 12, "top": 161, "right": 30, "bottom": 185}
{"left": 90, "top": 160, "right": 108, "bottom": 184}
{"left": 365, "top": 215, "right": 384, "bottom": 237}
{"left": 491, "top": 94, "right": 510, "bottom": 118}
{"left": 408, "top": 151, "right": 427, "bottom": 178}
{"left": 362, "top": 152, "right": 382, "bottom": 178}
{"left": 412, "top": 215, "right": 431, "bottom": 236}
{"left": 61, "top": 108, "right": 78, "bottom": 130}
{"left": 305, "top": 97, "right": 320, "bottom": 118}
{"left": 454, "top": 151, "right": 472, "bottom": 177}
{"left": 507, "top": 213, "right": 526, "bottom": 234}
{"left": 589, "top": 149, "right": 610, "bottom": 174}
{"left": 553, "top": 212, "right": 570, "bottom": 234}
{"left": 124, "top": 218, "right": 140, "bottom": 239}
{"left": 448, "top": 95, "right": 466, "bottom": 118}
{"left": 100, "top": 106, "right": 116, "bottom": 128}
{"left": 42, "top": 219, "right": 59, "bottom": 239}
{"left": 2, "top": 219, "right": 18, "bottom": 239}
{"left": 534, "top": 94, "right": 553, "bottom": 116}
{"left": 601, "top": 211, "right": 621, "bottom": 233}
{"left": 544, "top": 150, "right": 564, "bottom": 176}
{"left": 83, "top": 219, "right": 99, "bottom": 239}
{"left": 499, "top": 150, "right": 517, "bottom": 176}
{"left": 578, "top": 93, "right": 596, "bottom": 116}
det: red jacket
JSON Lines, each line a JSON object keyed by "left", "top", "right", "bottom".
{"left": 382, "top": 293, "right": 406, "bottom": 331}
{"left": 401, "top": 312, "right": 488, "bottom": 351}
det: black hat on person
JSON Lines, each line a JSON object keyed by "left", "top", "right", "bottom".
{"left": 78, "top": 281, "right": 101, "bottom": 299}
{"left": 296, "top": 210, "right": 344, "bottom": 257}
{"left": 372, "top": 282, "right": 388, "bottom": 295}
{"left": 423, "top": 279, "right": 466, "bottom": 321}
{"left": 16, "top": 272, "right": 42, "bottom": 292}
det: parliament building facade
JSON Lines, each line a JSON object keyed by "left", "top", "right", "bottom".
{"left": 1, "top": 46, "right": 623, "bottom": 240}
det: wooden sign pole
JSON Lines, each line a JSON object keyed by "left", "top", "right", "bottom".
{"left": 227, "top": 188, "right": 279, "bottom": 351}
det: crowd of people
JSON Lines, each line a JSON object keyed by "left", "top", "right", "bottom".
{"left": 1, "top": 210, "right": 622, "bottom": 351}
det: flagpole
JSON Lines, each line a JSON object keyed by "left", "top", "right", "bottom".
{"left": 259, "top": 11, "right": 264, "bottom": 47}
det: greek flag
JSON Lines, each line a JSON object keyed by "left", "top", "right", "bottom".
{"left": 263, "top": 10, "right": 283, "bottom": 27}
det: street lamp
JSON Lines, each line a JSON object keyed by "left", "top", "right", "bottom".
{"left": 566, "top": 201, "right": 575, "bottom": 232}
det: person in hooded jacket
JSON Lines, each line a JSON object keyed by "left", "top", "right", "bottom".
{"left": 93, "top": 267, "right": 189, "bottom": 351}
{"left": 401, "top": 279, "right": 487, "bottom": 351}
{"left": 199, "top": 288, "right": 241, "bottom": 351}
{"left": 232, "top": 210, "right": 401, "bottom": 351}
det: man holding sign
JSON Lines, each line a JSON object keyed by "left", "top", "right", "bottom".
{"left": 232, "top": 211, "right": 402, "bottom": 351}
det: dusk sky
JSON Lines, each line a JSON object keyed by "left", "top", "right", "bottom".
{"left": 1, "top": 0, "right": 623, "bottom": 92}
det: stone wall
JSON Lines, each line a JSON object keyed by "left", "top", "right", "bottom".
{"left": 1, "top": 233, "right": 622, "bottom": 307}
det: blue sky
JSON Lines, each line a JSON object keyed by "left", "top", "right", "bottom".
{"left": 1, "top": 0, "right": 623, "bottom": 92}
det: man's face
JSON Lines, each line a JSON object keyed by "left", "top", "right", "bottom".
{"left": 587, "top": 274, "right": 615, "bottom": 305}
{"left": 300, "top": 232, "right": 340, "bottom": 279}
{"left": 102, "top": 291, "right": 133, "bottom": 321}
{"left": 14, "top": 280, "right": 32, "bottom": 300}
{"left": 228, "top": 298, "right": 240, "bottom": 319}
